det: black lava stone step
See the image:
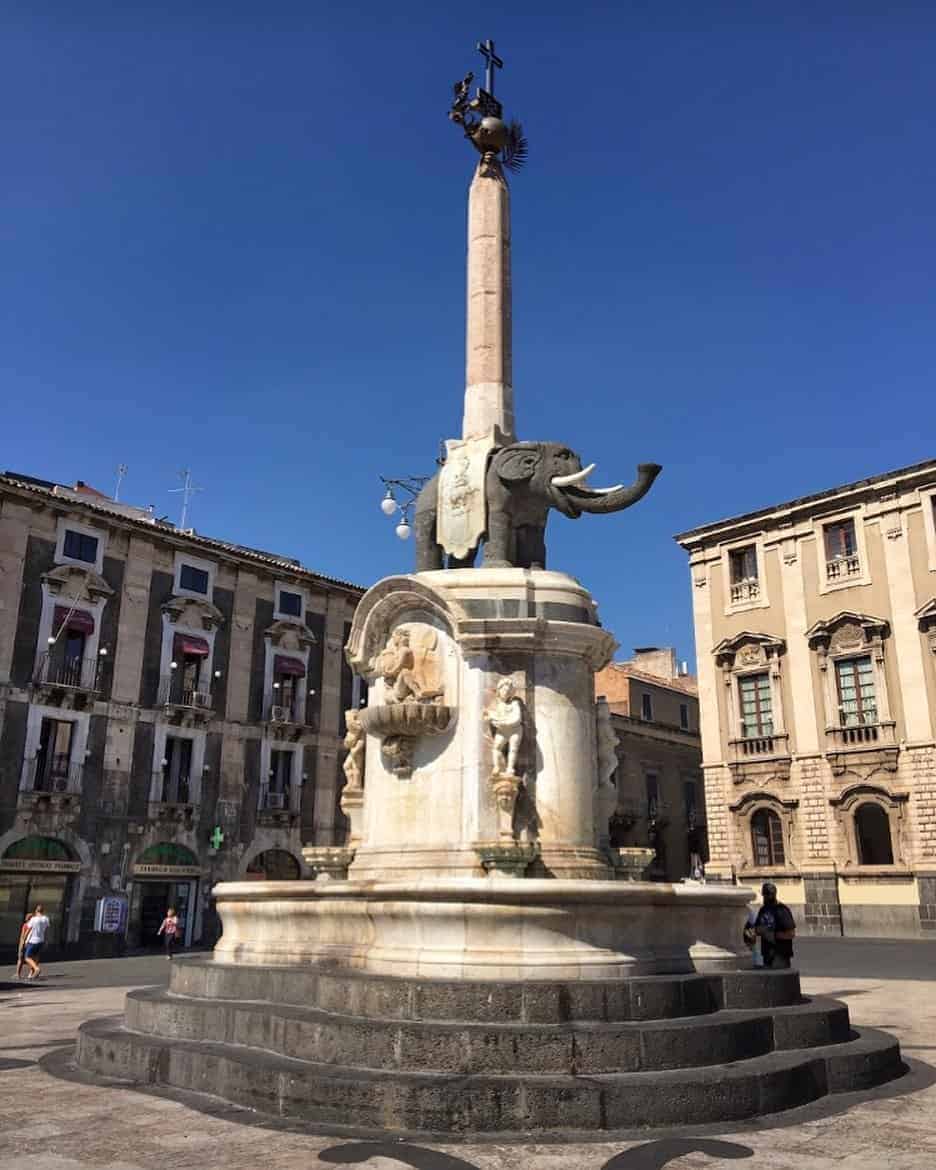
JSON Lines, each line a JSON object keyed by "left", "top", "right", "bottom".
{"left": 169, "top": 958, "right": 802, "bottom": 1024}
{"left": 125, "top": 987, "right": 850, "bottom": 1076}
{"left": 76, "top": 1015, "right": 904, "bottom": 1134}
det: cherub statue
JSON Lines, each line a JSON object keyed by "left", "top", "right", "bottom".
{"left": 375, "top": 627, "right": 442, "bottom": 704}
{"left": 342, "top": 708, "right": 364, "bottom": 791}
{"left": 486, "top": 678, "right": 524, "bottom": 777}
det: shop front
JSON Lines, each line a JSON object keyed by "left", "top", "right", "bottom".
{"left": 128, "top": 842, "right": 202, "bottom": 949}
{"left": 0, "top": 836, "right": 82, "bottom": 957}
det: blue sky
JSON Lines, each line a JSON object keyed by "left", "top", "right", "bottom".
{"left": 3, "top": 3, "right": 934, "bottom": 667}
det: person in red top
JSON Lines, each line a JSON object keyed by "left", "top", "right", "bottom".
{"left": 157, "top": 907, "right": 180, "bottom": 960}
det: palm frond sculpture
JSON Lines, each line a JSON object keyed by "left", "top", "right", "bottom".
{"left": 501, "top": 120, "right": 528, "bottom": 173}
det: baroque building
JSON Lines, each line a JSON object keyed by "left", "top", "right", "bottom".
{"left": 676, "top": 458, "right": 936, "bottom": 936}
{"left": 595, "top": 647, "right": 706, "bottom": 882}
{"left": 0, "top": 471, "right": 364, "bottom": 956}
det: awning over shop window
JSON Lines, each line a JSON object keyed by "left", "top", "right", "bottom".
{"left": 274, "top": 654, "right": 306, "bottom": 678}
{"left": 52, "top": 605, "right": 95, "bottom": 636}
{"left": 173, "top": 633, "right": 210, "bottom": 658}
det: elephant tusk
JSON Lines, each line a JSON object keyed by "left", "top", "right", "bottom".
{"left": 586, "top": 483, "right": 625, "bottom": 495}
{"left": 551, "top": 463, "right": 596, "bottom": 488}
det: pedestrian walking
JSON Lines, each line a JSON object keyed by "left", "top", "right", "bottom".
{"left": 15, "top": 910, "right": 35, "bottom": 980}
{"left": 743, "top": 904, "right": 764, "bottom": 968}
{"left": 22, "top": 904, "right": 50, "bottom": 980}
{"left": 754, "top": 881, "right": 796, "bottom": 969}
{"left": 157, "top": 907, "right": 180, "bottom": 960}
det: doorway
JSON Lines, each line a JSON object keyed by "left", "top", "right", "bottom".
{"left": 0, "top": 875, "right": 70, "bottom": 954}
{"left": 131, "top": 879, "right": 196, "bottom": 948}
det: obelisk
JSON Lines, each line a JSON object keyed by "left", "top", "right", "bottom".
{"left": 463, "top": 160, "right": 514, "bottom": 442}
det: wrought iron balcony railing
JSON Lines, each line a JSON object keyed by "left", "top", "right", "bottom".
{"left": 258, "top": 784, "right": 298, "bottom": 813}
{"left": 158, "top": 676, "right": 213, "bottom": 711}
{"left": 33, "top": 653, "right": 103, "bottom": 693}
{"left": 151, "top": 770, "right": 193, "bottom": 806}
{"left": 24, "top": 757, "right": 83, "bottom": 794}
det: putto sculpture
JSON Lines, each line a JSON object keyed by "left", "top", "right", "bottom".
{"left": 486, "top": 677, "right": 524, "bottom": 778}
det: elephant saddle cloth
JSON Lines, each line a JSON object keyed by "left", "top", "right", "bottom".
{"left": 437, "top": 433, "right": 496, "bottom": 559}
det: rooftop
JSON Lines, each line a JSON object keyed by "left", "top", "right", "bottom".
{"left": 0, "top": 470, "right": 365, "bottom": 595}
{"left": 673, "top": 456, "right": 936, "bottom": 546}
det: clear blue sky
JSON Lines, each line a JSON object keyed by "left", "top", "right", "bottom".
{"left": 3, "top": 3, "right": 933, "bottom": 667}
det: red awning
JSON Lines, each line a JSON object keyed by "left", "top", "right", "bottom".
{"left": 173, "top": 633, "right": 210, "bottom": 658}
{"left": 274, "top": 654, "right": 306, "bottom": 678}
{"left": 52, "top": 605, "right": 95, "bottom": 636}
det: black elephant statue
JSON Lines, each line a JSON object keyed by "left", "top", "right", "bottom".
{"left": 414, "top": 441, "right": 662, "bottom": 571}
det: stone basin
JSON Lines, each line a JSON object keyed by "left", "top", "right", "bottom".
{"left": 358, "top": 702, "right": 455, "bottom": 738}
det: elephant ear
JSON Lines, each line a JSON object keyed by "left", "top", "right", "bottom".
{"left": 495, "top": 444, "right": 541, "bottom": 483}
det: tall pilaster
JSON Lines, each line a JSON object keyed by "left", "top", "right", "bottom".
{"left": 463, "top": 162, "right": 514, "bottom": 442}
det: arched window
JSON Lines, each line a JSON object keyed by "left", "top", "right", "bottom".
{"left": 137, "top": 842, "right": 198, "bottom": 868}
{"left": 3, "top": 836, "right": 75, "bottom": 861}
{"left": 245, "top": 849, "right": 300, "bottom": 881}
{"left": 751, "top": 809, "right": 785, "bottom": 867}
{"left": 855, "top": 802, "right": 894, "bottom": 866}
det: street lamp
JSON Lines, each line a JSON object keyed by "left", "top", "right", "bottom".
{"left": 378, "top": 475, "right": 430, "bottom": 542}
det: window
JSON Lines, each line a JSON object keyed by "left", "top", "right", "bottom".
{"left": 646, "top": 774, "right": 660, "bottom": 819}
{"left": 269, "top": 750, "right": 293, "bottom": 793}
{"left": 179, "top": 564, "right": 209, "bottom": 595}
{"left": 161, "top": 737, "right": 193, "bottom": 804}
{"left": 738, "top": 672, "right": 773, "bottom": 738}
{"left": 824, "top": 518, "right": 860, "bottom": 580}
{"left": 729, "top": 545, "right": 759, "bottom": 603}
{"left": 35, "top": 719, "right": 75, "bottom": 792}
{"left": 683, "top": 780, "right": 698, "bottom": 819}
{"left": 680, "top": 703, "right": 689, "bottom": 731}
{"left": 751, "top": 809, "right": 785, "bottom": 867}
{"left": 855, "top": 803, "right": 894, "bottom": 866}
{"left": 835, "top": 656, "right": 876, "bottom": 726}
{"left": 641, "top": 692, "right": 653, "bottom": 721}
{"left": 278, "top": 590, "right": 302, "bottom": 618}
{"left": 246, "top": 849, "right": 301, "bottom": 881}
{"left": 63, "top": 529, "right": 98, "bottom": 564}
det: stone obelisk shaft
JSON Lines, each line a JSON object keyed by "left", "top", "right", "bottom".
{"left": 462, "top": 162, "right": 515, "bottom": 442}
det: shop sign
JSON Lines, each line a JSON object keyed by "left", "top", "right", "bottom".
{"left": 0, "top": 859, "right": 82, "bottom": 874}
{"left": 95, "top": 895, "right": 129, "bottom": 934}
{"left": 132, "top": 864, "right": 201, "bottom": 877}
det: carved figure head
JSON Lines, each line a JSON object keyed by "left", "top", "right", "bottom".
{"left": 495, "top": 678, "right": 517, "bottom": 701}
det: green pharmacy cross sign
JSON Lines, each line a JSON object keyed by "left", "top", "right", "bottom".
{"left": 209, "top": 827, "right": 224, "bottom": 851}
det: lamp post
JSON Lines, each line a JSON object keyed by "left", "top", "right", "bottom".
{"left": 378, "top": 476, "right": 430, "bottom": 541}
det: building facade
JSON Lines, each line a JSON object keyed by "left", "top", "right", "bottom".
{"left": 0, "top": 472, "right": 364, "bottom": 955}
{"left": 676, "top": 459, "right": 936, "bottom": 937}
{"left": 596, "top": 648, "right": 706, "bottom": 882}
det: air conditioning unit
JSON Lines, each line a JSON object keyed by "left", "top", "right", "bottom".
{"left": 270, "top": 705, "right": 291, "bottom": 723}
{"left": 265, "top": 791, "right": 286, "bottom": 810}
{"left": 192, "top": 691, "right": 212, "bottom": 709}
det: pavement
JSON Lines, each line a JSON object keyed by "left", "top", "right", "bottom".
{"left": 1, "top": 939, "right": 936, "bottom": 1169}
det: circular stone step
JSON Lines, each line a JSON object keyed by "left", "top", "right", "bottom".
{"left": 76, "top": 1015, "right": 904, "bottom": 1134}
{"left": 125, "top": 987, "right": 850, "bottom": 1076}
{"left": 168, "top": 958, "right": 803, "bottom": 1024}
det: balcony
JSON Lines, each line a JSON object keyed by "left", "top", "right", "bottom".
{"left": 263, "top": 698, "right": 305, "bottom": 740}
{"left": 728, "top": 731, "right": 791, "bottom": 783}
{"left": 729, "top": 578, "right": 760, "bottom": 605}
{"left": 257, "top": 783, "right": 299, "bottom": 828}
{"left": 825, "top": 717, "right": 897, "bottom": 775}
{"left": 148, "top": 771, "right": 196, "bottom": 824}
{"left": 19, "top": 758, "right": 83, "bottom": 819}
{"left": 32, "top": 653, "right": 103, "bottom": 705}
{"left": 826, "top": 554, "right": 861, "bottom": 582}
{"left": 158, "top": 675, "right": 213, "bottom": 723}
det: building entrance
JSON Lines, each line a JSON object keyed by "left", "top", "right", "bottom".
{"left": 0, "top": 836, "right": 80, "bottom": 955}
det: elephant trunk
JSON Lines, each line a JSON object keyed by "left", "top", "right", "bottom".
{"left": 563, "top": 463, "right": 662, "bottom": 514}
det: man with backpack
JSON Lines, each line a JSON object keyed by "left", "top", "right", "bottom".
{"left": 754, "top": 881, "right": 796, "bottom": 968}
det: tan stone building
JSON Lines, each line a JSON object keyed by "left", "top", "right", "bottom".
{"left": 596, "top": 648, "right": 706, "bottom": 882}
{"left": 0, "top": 470, "right": 364, "bottom": 955}
{"left": 676, "top": 458, "right": 936, "bottom": 937}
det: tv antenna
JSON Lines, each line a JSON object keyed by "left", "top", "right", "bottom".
{"left": 168, "top": 469, "right": 204, "bottom": 531}
{"left": 114, "top": 463, "right": 128, "bottom": 502}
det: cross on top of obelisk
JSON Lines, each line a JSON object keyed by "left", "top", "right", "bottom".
{"left": 476, "top": 39, "right": 503, "bottom": 96}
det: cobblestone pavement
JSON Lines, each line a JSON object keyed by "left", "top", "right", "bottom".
{"left": 1, "top": 941, "right": 935, "bottom": 1170}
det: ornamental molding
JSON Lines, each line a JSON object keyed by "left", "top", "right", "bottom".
{"left": 714, "top": 631, "right": 785, "bottom": 670}
{"left": 41, "top": 563, "right": 113, "bottom": 600}
{"left": 806, "top": 611, "right": 888, "bottom": 654}
{"left": 162, "top": 595, "right": 224, "bottom": 630}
